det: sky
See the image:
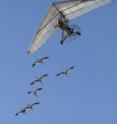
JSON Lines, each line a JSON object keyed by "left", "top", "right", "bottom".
{"left": 0, "top": 0, "right": 117, "bottom": 124}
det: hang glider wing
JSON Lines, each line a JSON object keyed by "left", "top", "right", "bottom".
{"left": 27, "top": 0, "right": 113, "bottom": 54}
{"left": 54, "top": 0, "right": 113, "bottom": 20}
{"left": 27, "top": 6, "right": 60, "bottom": 54}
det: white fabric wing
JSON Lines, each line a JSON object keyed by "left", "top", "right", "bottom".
{"left": 27, "top": 6, "right": 60, "bottom": 54}
{"left": 55, "top": 0, "right": 113, "bottom": 20}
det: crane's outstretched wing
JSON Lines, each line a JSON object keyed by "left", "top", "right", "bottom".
{"left": 27, "top": 0, "right": 113, "bottom": 54}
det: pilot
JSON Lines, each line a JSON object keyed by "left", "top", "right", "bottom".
{"left": 57, "top": 19, "right": 81, "bottom": 45}
{"left": 57, "top": 19, "right": 81, "bottom": 36}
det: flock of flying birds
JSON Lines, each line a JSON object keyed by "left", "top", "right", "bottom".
{"left": 15, "top": 56, "right": 75, "bottom": 116}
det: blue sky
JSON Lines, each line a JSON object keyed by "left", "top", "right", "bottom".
{"left": 0, "top": 0, "right": 117, "bottom": 124}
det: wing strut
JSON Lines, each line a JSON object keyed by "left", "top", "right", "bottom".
{"left": 53, "top": 3, "right": 69, "bottom": 23}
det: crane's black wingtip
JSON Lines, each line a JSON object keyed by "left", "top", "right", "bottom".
{"left": 15, "top": 113, "right": 18, "bottom": 116}
{"left": 32, "top": 63, "right": 35, "bottom": 67}
{"left": 30, "top": 82, "right": 33, "bottom": 86}
{"left": 56, "top": 74, "right": 60, "bottom": 76}
{"left": 27, "top": 91, "right": 31, "bottom": 94}
{"left": 70, "top": 66, "right": 75, "bottom": 69}
{"left": 34, "top": 102, "right": 40, "bottom": 105}
{"left": 38, "top": 88, "right": 43, "bottom": 90}
{"left": 45, "top": 73, "right": 48, "bottom": 76}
